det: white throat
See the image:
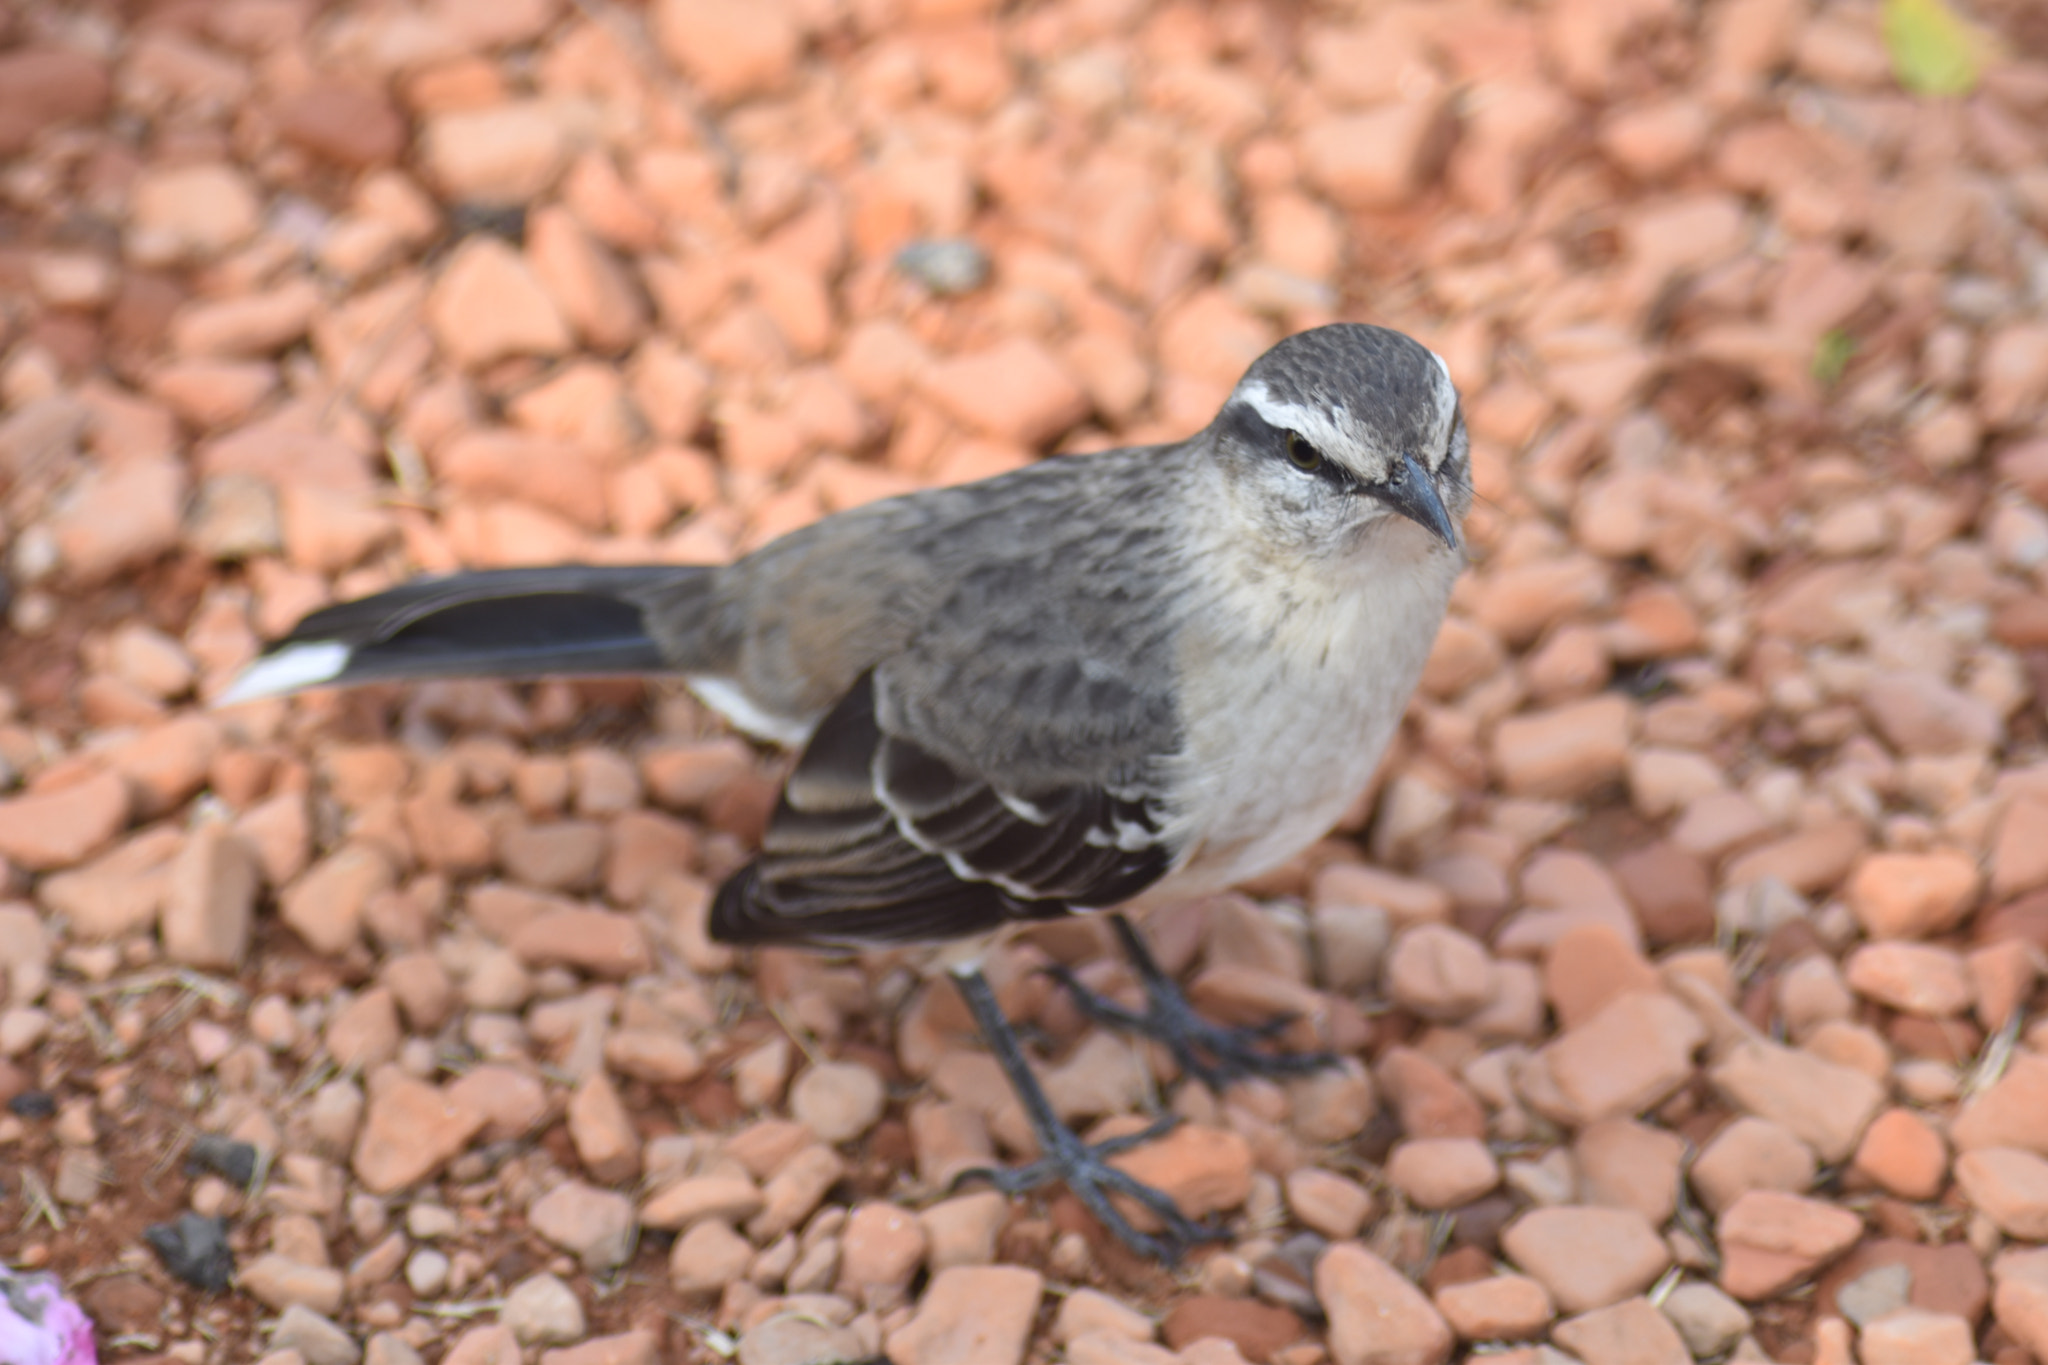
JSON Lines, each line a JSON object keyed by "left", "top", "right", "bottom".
{"left": 1149, "top": 493, "right": 1462, "bottom": 898}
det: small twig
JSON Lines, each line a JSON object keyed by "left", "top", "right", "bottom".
{"left": 669, "top": 1311, "right": 739, "bottom": 1360}
{"left": 385, "top": 433, "right": 433, "bottom": 504}
{"left": 61, "top": 1264, "right": 140, "bottom": 1291}
{"left": 248, "top": 1144, "right": 278, "bottom": 1206}
{"left": 767, "top": 999, "right": 827, "bottom": 1071}
{"left": 435, "top": 1046, "right": 479, "bottom": 1079}
{"left": 18, "top": 1169, "right": 65, "bottom": 1232}
{"left": 1967, "top": 1009, "right": 2024, "bottom": 1097}
{"left": 147, "top": 1125, "right": 195, "bottom": 1184}
{"left": 589, "top": 1266, "right": 642, "bottom": 1301}
{"left": 155, "top": 988, "right": 205, "bottom": 1034}
{"left": 1670, "top": 1148, "right": 1720, "bottom": 1275}
{"left": 416, "top": 1298, "right": 506, "bottom": 1320}
{"left": 1728, "top": 931, "right": 1767, "bottom": 989}
{"left": 536, "top": 1062, "right": 583, "bottom": 1090}
{"left": 78, "top": 1002, "right": 125, "bottom": 1062}
{"left": 160, "top": 970, "right": 242, "bottom": 1031}
{"left": 1418, "top": 1210, "right": 1455, "bottom": 1280}
{"left": 288, "top": 1057, "right": 340, "bottom": 1103}
{"left": 81, "top": 966, "right": 244, "bottom": 1011}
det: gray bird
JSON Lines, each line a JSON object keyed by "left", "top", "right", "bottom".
{"left": 224, "top": 322, "right": 1471, "bottom": 1261}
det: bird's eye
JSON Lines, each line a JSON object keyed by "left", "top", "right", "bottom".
{"left": 1284, "top": 431, "right": 1322, "bottom": 472}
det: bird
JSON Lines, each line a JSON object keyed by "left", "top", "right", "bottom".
{"left": 223, "top": 321, "right": 1471, "bottom": 1261}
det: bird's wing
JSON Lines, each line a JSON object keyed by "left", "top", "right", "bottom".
{"left": 704, "top": 448, "right": 1192, "bottom": 948}
{"left": 709, "top": 670, "right": 1177, "bottom": 947}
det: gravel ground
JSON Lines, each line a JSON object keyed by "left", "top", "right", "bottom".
{"left": 2, "top": 0, "right": 2048, "bottom": 1363}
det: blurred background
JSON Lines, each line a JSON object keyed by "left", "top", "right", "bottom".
{"left": 2, "top": 0, "right": 2048, "bottom": 1362}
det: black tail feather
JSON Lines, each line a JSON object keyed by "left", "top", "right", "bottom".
{"left": 238, "top": 566, "right": 714, "bottom": 695}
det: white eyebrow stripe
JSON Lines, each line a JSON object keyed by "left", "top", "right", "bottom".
{"left": 1426, "top": 347, "right": 1457, "bottom": 456}
{"left": 1233, "top": 378, "right": 1354, "bottom": 463}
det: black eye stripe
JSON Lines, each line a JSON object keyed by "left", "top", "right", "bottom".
{"left": 1218, "top": 401, "right": 1360, "bottom": 490}
{"left": 1219, "top": 399, "right": 1283, "bottom": 447}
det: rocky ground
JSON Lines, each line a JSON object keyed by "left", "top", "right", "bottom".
{"left": 1, "top": 0, "right": 2047, "bottom": 1362}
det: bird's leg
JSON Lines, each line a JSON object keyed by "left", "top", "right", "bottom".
{"left": 1043, "top": 912, "right": 1338, "bottom": 1091}
{"left": 945, "top": 963, "right": 1228, "bottom": 1264}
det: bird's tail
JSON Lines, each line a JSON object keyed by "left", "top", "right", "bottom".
{"left": 218, "top": 565, "right": 716, "bottom": 705}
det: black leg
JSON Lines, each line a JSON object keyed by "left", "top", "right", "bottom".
{"left": 1043, "top": 913, "right": 1339, "bottom": 1091}
{"left": 946, "top": 964, "right": 1229, "bottom": 1265}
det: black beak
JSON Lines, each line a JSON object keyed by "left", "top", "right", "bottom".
{"left": 1371, "top": 450, "right": 1460, "bottom": 551}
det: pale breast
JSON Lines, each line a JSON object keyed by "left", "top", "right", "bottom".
{"left": 1149, "top": 525, "right": 1461, "bottom": 899}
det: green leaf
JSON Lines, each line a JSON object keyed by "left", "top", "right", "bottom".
{"left": 1882, "top": 0, "right": 1985, "bottom": 97}
{"left": 1813, "top": 329, "right": 1858, "bottom": 388}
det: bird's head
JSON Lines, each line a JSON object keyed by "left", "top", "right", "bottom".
{"left": 1207, "top": 323, "right": 1471, "bottom": 564}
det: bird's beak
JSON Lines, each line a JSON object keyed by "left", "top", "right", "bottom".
{"left": 1377, "top": 450, "right": 1460, "bottom": 552}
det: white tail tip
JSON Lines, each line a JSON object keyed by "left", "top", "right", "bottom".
{"left": 215, "top": 641, "right": 352, "bottom": 707}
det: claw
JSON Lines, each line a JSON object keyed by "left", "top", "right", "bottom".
{"left": 950, "top": 1122, "right": 1227, "bottom": 1264}
{"left": 1243, "top": 1012, "right": 1303, "bottom": 1041}
{"left": 1052, "top": 914, "right": 1342, "bottom": 1090}
{"left": 1089, "top": 1114, "right": 1181, "bottom": 1158}
{"left": 948, "top": 965, "right": 1231, "bottom": 1265}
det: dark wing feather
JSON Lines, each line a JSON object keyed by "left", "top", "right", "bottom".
{"left": 709, "top": 673, "right": 1173, "bottom": 948}
{"left": 705, "top": 451, "right": 1189, "bottom": 950}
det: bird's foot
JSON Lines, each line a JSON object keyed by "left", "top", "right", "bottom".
{"left": 952, "top": 1114, "right": 1227, "bottom": 1264}
{"left": 947, "top": 964, "right": 1229, "bottom": 1265}
{"left": 1046, "top": 913, "right": 1339, "bottom": 1091}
